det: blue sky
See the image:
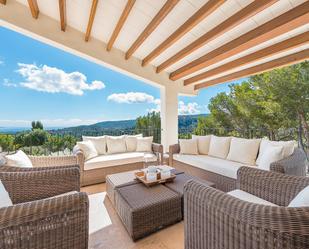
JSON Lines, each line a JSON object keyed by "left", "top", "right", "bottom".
{"left": 0, "top": 26, "right": 242, "bottom": 128}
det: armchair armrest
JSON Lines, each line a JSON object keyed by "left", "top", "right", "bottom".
{"left": 184, "top": 180, "right": 309, "bottom": 249}
{"left": 0, "top": 192, "right": 88, "bottom": 249}
{"left": 237, "top": 166, "right": 309, "bottom": 206}
{"left": 0, "top": 167, "right": 80, "bottom": 204}
{"left": 270, "top": 148, "right": 308, "bottom": 176}
{"left": 152, "top": 143, "right": 163, "bottom": 164}
{"left": 169, "top": 144, "right": 180, "bottom": 166}
{"left": 29, "top": 155, "right": 78, "bottom": 167}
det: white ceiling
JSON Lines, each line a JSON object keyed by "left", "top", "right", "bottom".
{"left": 15, "top": 0, "right": 309, "bottom": 87}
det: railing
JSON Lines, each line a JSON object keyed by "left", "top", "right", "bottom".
{"left": 0, "top": 128, "right": 161, "bottom": 156}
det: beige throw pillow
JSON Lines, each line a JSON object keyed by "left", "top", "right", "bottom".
{"left": 192, "top": 135, "right": 211, "bottom": 155}
{"left": 5, "top": 150, "right": 33, "bottom": 167}
{"left": 136, "top": 137, "right": 153, "bottom": 152}
{"left": 125, "top": 134, "right": 143, "bottom": 152}
{"left": 82, "top": 136, "right": 107, "bottom": 155}
{"left": 258, "top": 144, "right": 284, "bottom": 171}
{"left": 76, "top": 141, "right": 98, "bottom": 160}
{"left": 227, "top": 137, "right": 261, "bottom": 165}
{"left": 106, "top": 136, "right": 127, "bottom": 154}
{"left": 256, "top": 139, "right": 295, "bottom": 165}
{"left": 208, "top": 135, "right": 231, "bottom": 159}
{"left": 179, "top": 139, "right": 198, "bottom": 155}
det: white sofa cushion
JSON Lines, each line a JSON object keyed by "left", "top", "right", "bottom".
{"left": 208, "top": 135, "right": 231, "bottom": 159}
{"left": 227, "top": 137, "right": 261, "bottom": 165}
{"left": 136, "top": 137, "right": 153, "bottom": 152}
{"left": 0, "top": 180, "right": 13, "bottom": 208}
{"left": 192, "top": 135, "right": 211, "bottom": 155}
{"left": 106, "top": 136, "right": 127, "bottom": 154}
{"left": 0, "top": 154, "right": 6, "bottom": 166}
{"left": 179, "top": 139, "right": 198, "bottom": 155}
{"left": 258, "top": 145, "right": 284, "bottom": 171}
{"left": 84, "top": 152, "right": 157, "bottom": 171}
{"left": 77, "top": 141, "right": 98, "bottom": 160}
{"left": 125, "top": 134, "right": 143, "bottom": 152}
{"left": 256, "top": 139, "right": 295, "bottom": 165}
{"left": 173, "top": 154, "right": 253, "bottom": 179}
{"left": 288, "top": 186, "right": 309, "bottom": 207}
{"left": 82, "top": 136, "right": 107, "bottom": 155}
{"left": 228, "top": 189, "right": 277, "bottom": 206}
{"left": 5, "top": 150, "right": 33, "bottom": 168}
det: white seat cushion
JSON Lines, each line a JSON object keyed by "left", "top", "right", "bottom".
{"left": 288, "top": 186, "right": 309, "bottom": 207}
{"left": 228, "top": 189, "right": 277, "bottom": 206}
{"left": 174, "top": 154, "right": 253, "bottom": 179}
{"left": 84, "top": 152, "right": 157, "bottom": 171}
{"left": 227, "top": 137, "right": 261, "bottom": 165}
{"left": 5, "top": 150, "right": 33, "bottom": 168}
{"left": 0, "top": 180, "right": 13, "bottom": 208}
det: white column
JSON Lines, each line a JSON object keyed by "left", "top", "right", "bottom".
{"left": 160, "top": 85, "right": 178, "bottom": 152}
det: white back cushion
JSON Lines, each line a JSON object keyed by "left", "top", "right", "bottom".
{"left": 77, "top": 141, "right": 98, "bottom": 160}
{"left": 82, "top": 136, "right": 107, "bottom": 155}
{"left": 227, "top": 137, "right": 261, "bottom": 165}
{"left": 208, "top": 136, "right": 231, "bottom": 159}
{"left": 258, "top": 145, "right": 284, "bottom": 170}
{"left": 136, "top": 137, "right": 153, "bottom": 152}
{"left": 106, "top": 136, "right": 127, "bottom": 154}
{"left": 256, "top": 139, "right": 295, "bottom": 165}
{"left": 126, "top": 134, "right": 143, "bottom": 152}
{"left": 0, "top": 180, "right": 13, "bottom": 208}
{"left": 5, "top": 150, "right": 33, "bottom": 167}
{"left": 288, "top": 186, "right": 309, "bottom": 207}
{"left": 179, "top": 139, "right": 198, "bottom": 155}
{"left": 192, "top": 135, "right": 211, "bottom": 155}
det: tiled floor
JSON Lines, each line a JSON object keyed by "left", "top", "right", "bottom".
{"left": 82, "top": 183, "right": 184, "bottom": 249}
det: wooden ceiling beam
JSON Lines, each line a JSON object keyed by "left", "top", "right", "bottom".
{"left": 156, "top": 0, "right": 278, "bottom": 73}
{"left": 194, "top": 49, "right": 309, "bottom": 90}
{"left": 125, "top": 0, "right": 179, "bottom": 60}
{"left": 0, "top": 0, "right": 6, "bottom": 5}
{"left": 27, "top": 0, "right": 39, "bottom": 19}
{"left": 185, "top": 31, "right": 309, "bottom": 85}
{"left": 141, "top": 0, "right": 225, "bottom": 66}
{"left": 170, "top": 1, "right": 309, "bottom": 80}
{"left": 58, "top": 0, "right": 66, "bottom": 31}
{"left": 107, "top": 0, "right": 136, "bottom": 51}
{"left": 85, "top": 0, "right": 99, "bottom": 42}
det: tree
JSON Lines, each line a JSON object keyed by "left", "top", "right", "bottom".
{"left": 31, "top": 121, "right": 44, "bottom": 130}
{"left": 135, "top": 112, "right": 161, "bottom": 143}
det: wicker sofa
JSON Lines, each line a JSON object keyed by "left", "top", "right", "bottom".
{"left": 184, "top": 167, "right": 309, "bottom": 249}
{"left": 0, "top": 165, "right": 89, "bottom": 249}
{"left": 169, "top": 143, "right": 307, "bottom": 192}
{"left": 74, "top": 143, "right": 163, "bottom": 186}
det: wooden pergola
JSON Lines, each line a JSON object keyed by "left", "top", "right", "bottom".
{"left": 1, "top": 0, "right": 308, "bottom": 90}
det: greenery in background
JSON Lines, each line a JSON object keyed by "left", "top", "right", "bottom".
{"left": 135, "top": 112, "right": 161, "bottom": 143}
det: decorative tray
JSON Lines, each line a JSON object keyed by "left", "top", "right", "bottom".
{"left": 135, "top": 171, "right": 176, "bottom": 187}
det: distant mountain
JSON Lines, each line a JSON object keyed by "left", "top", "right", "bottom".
{"left": 53, "top": 114, "right": 209, "bottom": 135}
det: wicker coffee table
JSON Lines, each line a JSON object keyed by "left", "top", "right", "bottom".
{"left": 106, "top": 167, "right": 215, "bottom": 241}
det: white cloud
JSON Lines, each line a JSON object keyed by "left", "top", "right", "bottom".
{"left": 0, "top": 118, "right": 99, "bottom": 127}
{"left": 3, "top": 78, "right": 18, "bottom": 88}
{"left": 16, "top": 63, "right": 105, "bottom": 95}
{"left": 107, "top": 92, "right": 157, "bottom": 104}
{"left": 178, "top": 101, "right": 201, "bottom": 115}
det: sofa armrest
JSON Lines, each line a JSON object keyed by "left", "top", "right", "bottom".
{"left": 29, "top": 155, "right": 78, "bottom": 167}
{"left": 237, "top": 166, "right": 309, "bottom": 206}
{"left": 0, "top": 167, "right": 80, "bottom": 204}
{"left": 270, "top": 148, "right": 308, "bottom": 176}
{"left": 184, "top": 180, "right": 309, "bottom": 249}
{"left": 168, "top": 144, "right": 180, "bottom": 166}
{"left": 0, "top": 192, "right": 88, "bottom": 249}
{"left": 152, "top": 143, "right": 163, "bottom": 164}
{"left": 73, "top": 146, "right": 86, "bottom": 172}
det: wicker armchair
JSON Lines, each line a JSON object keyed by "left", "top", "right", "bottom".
{"left": 0, "top": 167, "right": 89, "bottom": 249}
{"left": 184, "top": 167, "right": 309, "bottom": 249}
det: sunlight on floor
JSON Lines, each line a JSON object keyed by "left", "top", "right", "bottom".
{"left": 89, "top": 192, "right": 112, "bottom": 234}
